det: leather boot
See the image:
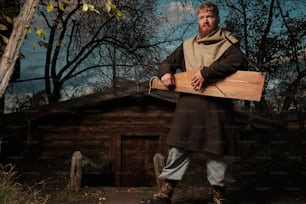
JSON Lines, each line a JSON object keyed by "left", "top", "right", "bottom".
{"left": 207, "top": 185, "right": 227, "bottom": 204}
{"left": 141, "top": 180, "right": 177, "bottom": 204}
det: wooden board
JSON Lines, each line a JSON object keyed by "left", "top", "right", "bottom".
{"left": 150, "top": 69, "right": 266, "bottom": 101}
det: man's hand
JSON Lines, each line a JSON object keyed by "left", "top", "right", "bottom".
{"left": 191, "top": 71, "right": 205, "bottom": 91}
{"left": 161, "top": 73, "right": 175, "bottom": 89}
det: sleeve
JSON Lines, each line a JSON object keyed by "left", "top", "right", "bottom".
{"left": 200, "top": 43, "right": 247, "bottom": 83}
{"left": 158, "top": 43, "right": 185, "bottom": 79}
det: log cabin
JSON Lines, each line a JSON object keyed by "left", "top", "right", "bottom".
{"left": 0, "top": 82, "right": 178, "bottom": 187}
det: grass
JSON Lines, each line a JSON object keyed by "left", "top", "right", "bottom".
{"left": 0, "top": 163, "right": 49, "bottom": 204}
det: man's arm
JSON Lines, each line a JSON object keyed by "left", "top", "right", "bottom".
{"left": 158, "top": 43, "right": 184, "bottom": 79}
{"left": 200, "top": 44, "right": 247, "bottom": 83}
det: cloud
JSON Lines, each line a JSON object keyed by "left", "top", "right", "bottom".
{"left": 166, "top": 1, "right": 196, "bottom": 25}
{"left": 168, "top": 1, "right": 195, "bottom": 14}
{"left": 165, "top": 44, "right": 177, "bottom": 52}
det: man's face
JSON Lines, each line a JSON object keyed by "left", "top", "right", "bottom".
{"left": 197, "top": 10, "right": 219, "bottom": 37}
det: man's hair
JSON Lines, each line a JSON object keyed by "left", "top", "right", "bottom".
{"left": 197, "top": 2, "right": 219, "bottom": 16}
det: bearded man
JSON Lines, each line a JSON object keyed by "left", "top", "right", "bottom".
{"left": 145, "top": 2, "right": 246, "bottom": 204}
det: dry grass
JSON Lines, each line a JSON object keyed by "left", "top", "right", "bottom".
{"left": 0, "top": 163, "right": 49, "bottom": 204}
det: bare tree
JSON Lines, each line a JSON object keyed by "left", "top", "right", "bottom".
{"left": 31, "top": 0, "right": 177, "bottom": 103}
{"left": 274, "top": 0, "right": 306, "bottom": 113}
{"left": 216, "top": 0, "right": 305, "bottom": 118}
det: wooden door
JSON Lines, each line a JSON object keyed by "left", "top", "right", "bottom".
{"left": 120, "top": 135, "right": 159, "bottom": 186}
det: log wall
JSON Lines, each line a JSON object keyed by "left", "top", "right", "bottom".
{"left": 31, "top": 95, "right": 175, "bottom": 186}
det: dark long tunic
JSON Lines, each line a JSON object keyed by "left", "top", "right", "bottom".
{"left": 158, "top": 43, "right": 246, "bottom": 156}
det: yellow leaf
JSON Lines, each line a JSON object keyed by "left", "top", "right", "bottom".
{"left": 105, "top": 0, "right": 112, "bottom": 13}
{"left": 32, "top": 42, "right": 37, "bottom": 50}
{"left": 82, "top": 3, "right": 89, "bottom": 11}
{"left": 93, "top": 8, "right": 100, "bottom": 14}
{"left": 82, "top": 2, "right": 100, "bottom": 14}
{"left": 5, "top": 16, "right": 13, "bottom": 24}
{"left": 27, "top": 27, "right": 32, "bottom": 33}
{"left": 62, "top": 0, "right": 70, "bottom": 4}
{"left": 115, "top": 10, "right": 126, "bottom": 20}
{"left": 1, "top": 35, "right": 9, "bottom": 44}
{"left": 88, "top": 4, "right": 94, "bottom": 10}
{"left": 0, "top": 24, "right": 8, "bottom": 31}
{"left": 88, "top": 4, "right": 100, "bottom": 13}
{"left": 104, "top": 0, "right": 125, "bottom": 19}
{"left": 36, "top": 28, "right": 47, "bottom": 39}
{"left": 58, "top": 2, "right": 65, "bottom": 11}
{"left": 47, "top": 3, "right": 54, "bottom": 12}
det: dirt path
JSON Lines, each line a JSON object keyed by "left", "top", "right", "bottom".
{"left": 48, "top": 186, "right": 306, "bottom": 204}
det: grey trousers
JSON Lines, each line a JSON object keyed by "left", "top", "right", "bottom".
{"left": 159, "top": 147, "right": 235, "bottom": 187}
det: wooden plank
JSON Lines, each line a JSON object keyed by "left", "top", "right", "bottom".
{"left": 150, "top": 69, "right": 266, "bottom": 101}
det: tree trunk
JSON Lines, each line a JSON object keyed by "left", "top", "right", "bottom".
{"left": 49, "top": 79, "right": 61, "bottom": 103}
{"left": 0, "top": 0, "right": 40, "bottom": 97}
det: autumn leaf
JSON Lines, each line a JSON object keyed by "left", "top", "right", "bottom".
{"left": 87, "top": 4, "right": 95, "bottom": 11}
{"left": 36, "top": 28, "right": 47, "bottom": 39}
{"left": 58, "top": 2, "right": 65, "bottom": 11}
{"left": 105, "top": 0, "right": 125, "bottom": 20}
{"left": 83, "top": 2, "right": 100, "bottom": 14}
{"left": 1, "top": 34, "right": 9, "bottom": 44}
{"left": 105, "top": 0, "right": 115, "bottom": 14}
{"left": 82, "top": 3, "right": 89, "bottom": 11}
{"left": 92, "top": 8, "right": 100, "bottom": 14}
{"left": 32, "top": 42, "right": 37, "bottom": 50}
{"left": 115, "top": 10, "right": 126, "bottom": 20}
{"left": 27, "top": 27, "right": 32, "bottom": 33}
{"left": 5, "top": 16, "right": 13, "bottom": 24}
{"left": 0, "top": 24, "right": 8, "bottom": 31}
{"left": 47, "top": 3, "right": 54, "bottom": 12}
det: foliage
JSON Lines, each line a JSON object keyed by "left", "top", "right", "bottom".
{"left": 0, "top": 163, "right": 49, "bottom": 204}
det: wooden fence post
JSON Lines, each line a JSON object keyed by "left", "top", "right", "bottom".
{"left": 153, "top": 153, "right": 165, "bottom": 188}
{"left": 69, "top": 151, "right": 83, "bottom": 192}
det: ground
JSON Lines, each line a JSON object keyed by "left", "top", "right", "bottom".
{"left": 43, "top": 184, "right": 306, "bottom": 204}
{"left": 8, "top": 129, "right": 306, "bottom": 203}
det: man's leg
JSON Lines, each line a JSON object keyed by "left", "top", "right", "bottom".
{"left": 206, "top": 157, "right": 235, "bottom": 204}
{"left": 159, "top": 147, "right": 191, "bottom": 180}
{"left": 145, "top": 147, "right": 191, "bottom": 204}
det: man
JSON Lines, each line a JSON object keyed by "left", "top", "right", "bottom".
{"left": 145, "top": 2, "right": 246, "bottom": 204}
